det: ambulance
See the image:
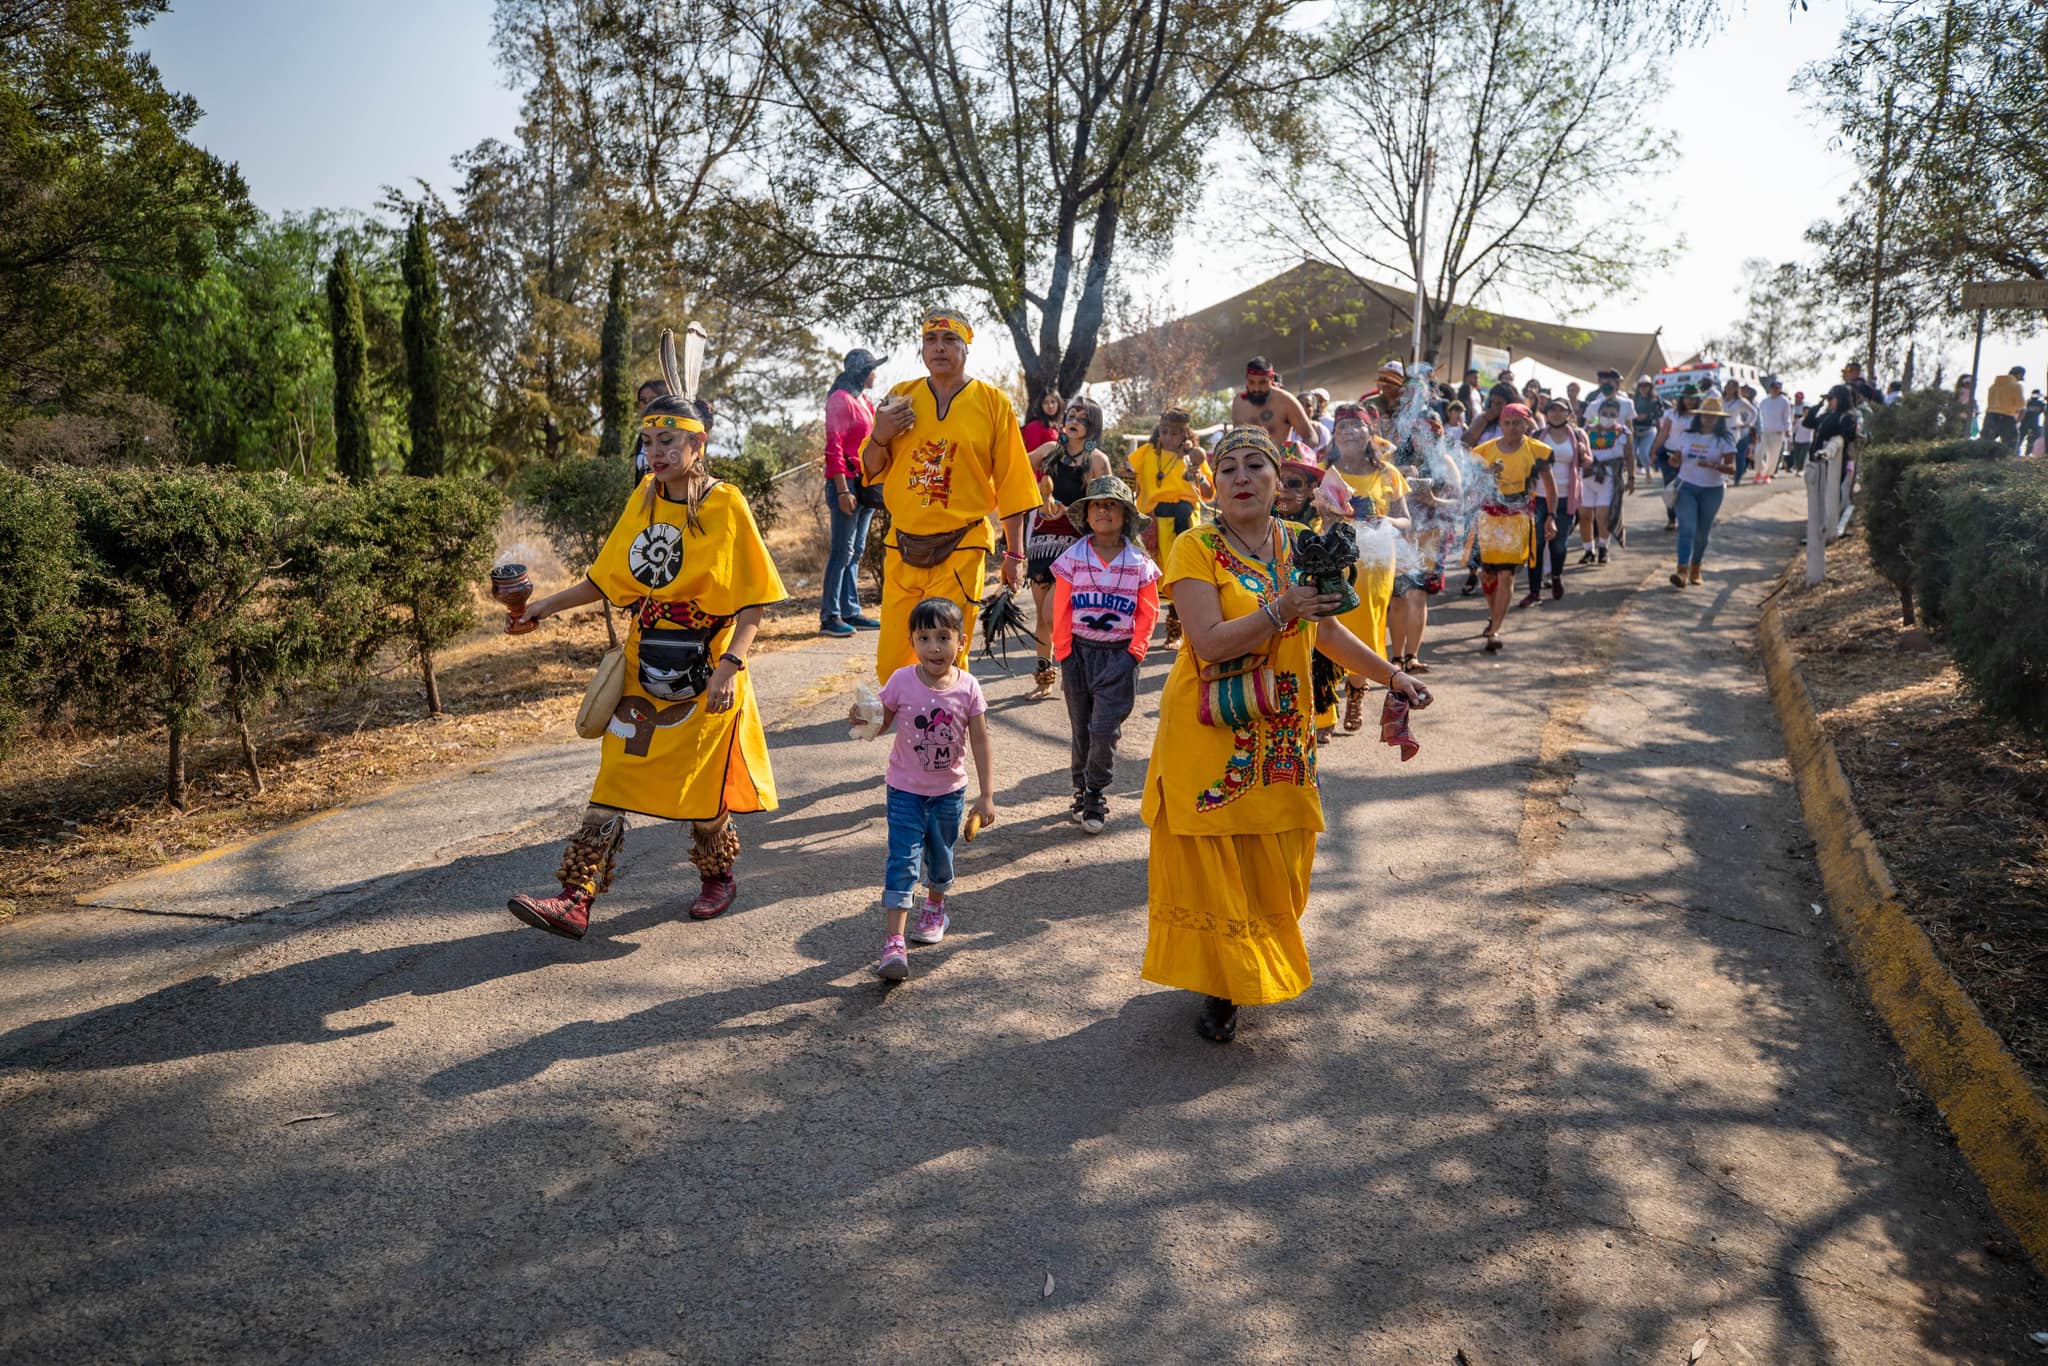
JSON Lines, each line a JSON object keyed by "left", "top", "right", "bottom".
{"left": 1652, "top": 357, "right": 1764, "bottom": 401}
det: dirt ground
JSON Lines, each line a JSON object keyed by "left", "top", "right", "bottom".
{"left": 1776, "top": 533, "right": 2048, "bottom": 1100}
{"left": 1, "top": 486, "right": 850, "bottom": 928}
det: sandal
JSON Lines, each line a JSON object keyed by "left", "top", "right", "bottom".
{"left": 1195, "top": 995, "right": 1238, "bottom": 1043}
{"left": 1484, "top": 635, "right": 1504, "bottom": 654}
{"left": 1031, "top": 659, "right": 1058, "bottom": 697}
{"left": 1404, "top": 654, "right": 1430, "bottom": 676}
{"left": 1343, "top": 682, "right": 1367, "bottom": 733}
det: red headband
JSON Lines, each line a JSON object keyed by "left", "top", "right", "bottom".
{"left": 1245, "top": 363, "right": 1275, "bottom": 377}
{"left": 1501, "top": 403, "right": 1532, "bottom": 423}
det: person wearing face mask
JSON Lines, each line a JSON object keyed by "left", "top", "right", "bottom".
{"left": 1140, "top": 426, "right": 1428, "bottom": 1045}
{"left": 1524, "top": 398, "right": 1586, "bottom": 606}
{"left": 1470, "top": 403, "right": 1556, "bottom": 652}
{"left": 862, "top": 309, "right": 1044, "bottom": 684}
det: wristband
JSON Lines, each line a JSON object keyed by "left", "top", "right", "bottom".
{"left": 1003, "top": 550, "right": 1027, "bottom": 562}
{"left": 720, "top": 652, "right": 746, "bottom": 671}
{"left": 1262, "top": 600, "right": 1286, "bottom": 630}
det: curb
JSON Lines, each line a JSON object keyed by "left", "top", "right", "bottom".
{"left": 1760, "top": 602, "right": 2048, "bottom": 1280}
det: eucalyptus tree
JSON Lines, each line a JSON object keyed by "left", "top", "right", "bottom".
{"left": 751, "top": 0, "right": 1397, "bottom": 409}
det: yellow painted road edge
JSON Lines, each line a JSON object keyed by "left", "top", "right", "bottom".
{"left": 1760, "top": 603, "right": 2048, "bottom": 1279}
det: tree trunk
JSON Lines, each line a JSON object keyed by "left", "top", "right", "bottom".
{"left": 421, "top": 649, "right": 443, "bottom": 716}
{"left": 167, "top": 720, "right": 188, "bottom": 811}
{"left": 1899, "top": 583, "right": 1916, "bottom": 628}
{"left": 232, "top": 698, "right": 265, "bottom": 796}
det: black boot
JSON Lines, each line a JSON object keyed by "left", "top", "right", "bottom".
{"left": 1196, "top": 995, "right": 1239, "bottom": 1043}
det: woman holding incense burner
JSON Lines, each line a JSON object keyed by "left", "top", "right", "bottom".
{"left": 503, "top": 334, "right": 786, "bottom": 936}
{"left": 1140, "top": 427, "right": 1428, "bottom": 1046}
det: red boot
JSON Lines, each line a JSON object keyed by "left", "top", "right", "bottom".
{"left": 686, "top": 820, "right": 741, "bottom": 920}
{"left": 508, "top": 815, "right": 624, "bottom": 940}
{"left": 507, "top": 886, "right": 594, "bottom": 939}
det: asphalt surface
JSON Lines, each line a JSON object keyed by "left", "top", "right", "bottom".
{"left": 4, "top": 485, "right": 2043, "bottom": 1364}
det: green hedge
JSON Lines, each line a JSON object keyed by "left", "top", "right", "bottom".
{"left": 1857, "top": 438, "right": 2005, "bottom": 621}
{"left": 1924, "top": 462, "right": 2048, "bottom": 727}
{"left": 1850, "top": 444, "right": 2047, "bottom": 730}
{"left": 1, "top": 467, "right": 501, "bottom": 806}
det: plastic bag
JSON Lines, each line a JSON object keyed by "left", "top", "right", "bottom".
{"left": 849, "top": 681, "right": 885, "bottom": 741}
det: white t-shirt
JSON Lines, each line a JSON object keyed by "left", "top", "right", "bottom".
{"left": 1723, "top": 397, "right": 1758, "bottom": 438}
{"left": 1756, "top": 394, "right": 1793, "bottom": 433}
{"left": 1671, "top": 429, "right": 1737, "bottom": 487}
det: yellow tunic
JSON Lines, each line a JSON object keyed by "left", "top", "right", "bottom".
{"left": 866, "top": 377, "right": 1043, "bottom": 681}
{"left": 1130, "top": 441, "right": 1213, "bottom": 576}
{"left": 1141, "top": 527, "right": 1323, "bottom": 1006}
{"left": 585, "top": 480, "right": 786, "bottom": 822}
{"left": 1471, "top": 438, "right": 1549, "bottom": 568}
{"left": 1334, "top": 466, "right": 1405, "bottom": 660}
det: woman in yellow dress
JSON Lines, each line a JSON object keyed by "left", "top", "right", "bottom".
{"left": 1142, "top": 427, "right": 1428, "bottom": 1043}
{"left": 1323, "top": 403, "right": 1410, "bottom": 732}
{"left": 503, "top": 392, "right": 786, "bottom": 938}
{"left": 1128, "top": 406, "right": 1214, "bottom": 648}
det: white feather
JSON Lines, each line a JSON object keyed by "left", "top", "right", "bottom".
{"left": 682, "top": 322, "right": 707, "bottom": 403}
{"left": 605, "top": 715, "right": 636, "bottom": 741}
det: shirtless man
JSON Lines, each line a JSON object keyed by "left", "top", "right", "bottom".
{"left": 1231, "top": 357, "right": 1321, "bottom": 453}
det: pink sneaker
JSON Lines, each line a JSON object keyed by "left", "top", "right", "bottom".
{"left": 877, "top": 934, "right": 909, "bottom": 980}
{"left": 908, "top": 897, "right": 950, "bottom": 945}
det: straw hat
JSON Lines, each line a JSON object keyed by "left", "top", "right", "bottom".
{"left": 1694, "top": 396, "right": 1729, "bottom": 420}
{"left": 1069, "top": 475, "right": 1148, "bottom": 539}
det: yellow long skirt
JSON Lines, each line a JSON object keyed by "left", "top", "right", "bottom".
{"left": 1142, "top": 820, "right": 1316, "bottom": 1006}
{"left": 1337, "top": 561, "right": 1396, "bottom": 667}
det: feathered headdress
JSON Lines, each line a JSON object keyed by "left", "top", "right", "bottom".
{"left": 642, "top": 322, "right": 713, "bottom": 530}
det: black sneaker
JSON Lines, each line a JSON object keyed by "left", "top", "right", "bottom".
{"left": 1068, "top": 791, "right": 1086, "bottom": 824}
{"left": 1578, "top": 550, "right": 1597, "bottom": 565}
{"left": 1597, "top": 546, "right": 1609, "bottom": 564}
{"left": 1080, "top": 790, "right": 1108, "bottom": 835}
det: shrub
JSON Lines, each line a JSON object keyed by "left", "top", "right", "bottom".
{"left": 0, "top": 470, "right": 80, "bottom": 752}
{"left": 55, "top": 468, "right": 315, "bottom": 806}
{"left": 516, "top": 454, "right": 635, "bottom": 574}
{"left": 1930, "top": 462, "right": 2048, "bottom": 728}
{"left": 1864, "top": 387, "right": 1956, "bottom": 444}
{"left": 1856, "top": 438, "right": 2003, "bottom": 624}
{"left": 710, "top": 449, "right": 785, "bottom": 533}
{"left": 326, "top": 476, "right": 504, "bottom": 716}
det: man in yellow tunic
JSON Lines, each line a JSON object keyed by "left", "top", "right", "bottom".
{"left": 502, "top": 393, "right": 786, "bottom": 937}
{"left": 862, "top": 310, "right": 1043, "bottom": 682}
{"left": 1141, "top": 427, "right": 1429, "bottom": 1044}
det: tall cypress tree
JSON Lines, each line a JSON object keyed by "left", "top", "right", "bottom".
{"left": 326, "top": 248, "right": 373, "bottom": 481}
{"left": 596, "top": 259, "right": 631, "bottom": 462}
{"left": 400, "top": 213, "right": 448, "bottom": 476}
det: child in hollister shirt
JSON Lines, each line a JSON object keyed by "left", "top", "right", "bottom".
{"left": 1050, "top": 477, "right": 1162, "bottom": 835}
{"left": 861, "top": 596, "right": 995, "bottom": 981}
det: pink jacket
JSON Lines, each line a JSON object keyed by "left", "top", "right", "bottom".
{"left": 824, "top": 389, "right": 874, "bottom": 483}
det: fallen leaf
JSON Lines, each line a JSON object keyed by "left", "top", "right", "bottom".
{"left": 1041, "top": 1271, "right": 1055, "bottom": 1299}
{"left": 284, "top": 1112, "right": 340, "bottom": 1126}
{"left": 1689, "top": 1336, "right": 1709, "bottom": 1362}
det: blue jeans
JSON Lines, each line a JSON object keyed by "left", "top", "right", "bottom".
{"left": 1733, "top": 432, "right": 1754, "bottom": 483}
{"left": 1673, "top": 481, "right": 1725, "bottom": 567}
{"left": 822, "top": 486, "right": 875, "bottom": 626}
{"left": 883, "top": 785, "right": 963, "bottom": 910}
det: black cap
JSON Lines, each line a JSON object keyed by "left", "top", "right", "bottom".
{"left": 842, "top": 347, "right": 888, "bottom": 375}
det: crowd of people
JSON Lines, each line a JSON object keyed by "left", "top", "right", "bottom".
{"left": 491, "top": 309, "right": 1914, "bottom": 1047}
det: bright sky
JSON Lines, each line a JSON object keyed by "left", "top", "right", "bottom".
{"left": 144, "top": 0, "right": 2040, "bottom": 399}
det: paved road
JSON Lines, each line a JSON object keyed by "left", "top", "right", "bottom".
{"left": 3, "top": 488, "right": 2042, "bottom": 1364}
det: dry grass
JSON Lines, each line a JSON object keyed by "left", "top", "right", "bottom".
{"left": 0, "top": 492, "right": 844, "bottom": 927}
{"left": 1778, "top": 534, "right": 2048, "bottom": 1095}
